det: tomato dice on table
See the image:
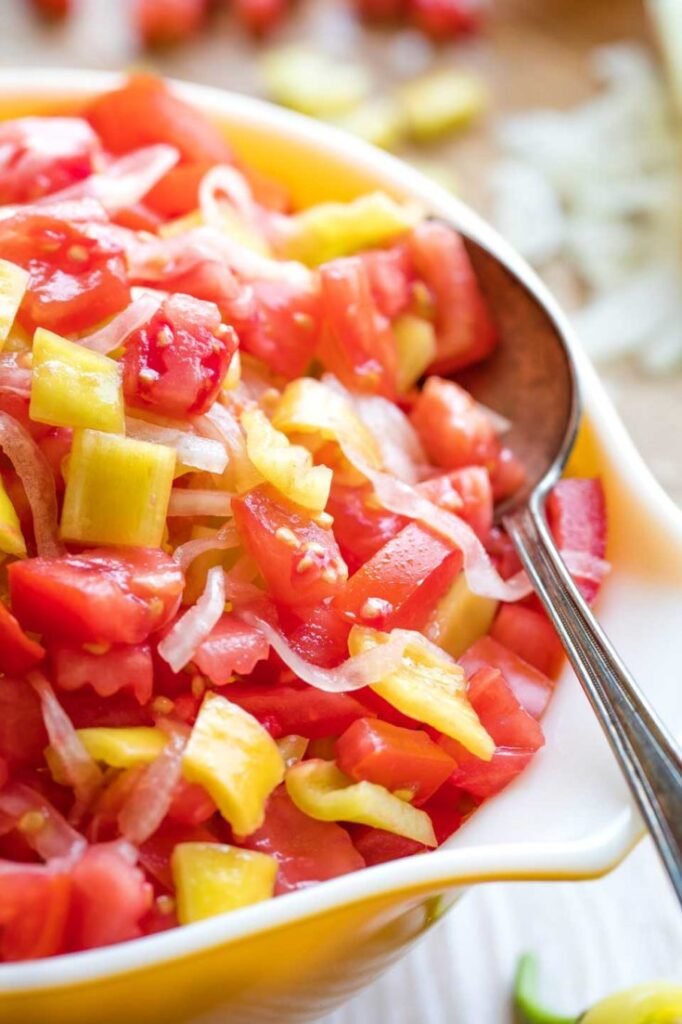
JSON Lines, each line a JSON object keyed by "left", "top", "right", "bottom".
{"left": 134, "top": 0, "right": 208, "bottom": 47}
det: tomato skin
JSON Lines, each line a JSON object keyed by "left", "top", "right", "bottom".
{"left": 459, "top": 636, "right": 554, "bottom": 720}
{"left": 67, "top": 843, "right": 152, "bottom": 951}
{"left": 0, "top": 863, "right": 71, "bottom": 961}
{"left": 123, "top": 294, "right": 238, "bottom": 418}
{"left": 489, "top": 446, "right": 526, "bottom": 503}
{"left": 410, "top": 376, "right": 499, "bottom": 471}
{"left": 0, "top": 678, "right": 48, "bottom": 768}
{"left": 237, "top": 279, "right": 320, "bottom": 380}
{"left": 232, "top": 486, "right": 348, "bottom": 608}
{"left": 86, "top": 74, "right": 233, "bottom": 163}
{"left": 134, "top": 0, "right": 207, "bottom": 46}
{"left": 362, "top": 244, "right": 414, "bottom": 320}
{"left": 334, "top": 521, "right": 462, "bottom": 632}
{"left": 51, "top": 643, "right": 154, "bottom": 705}
{"left": 8, "top": 548, "right": 184, "bottom": 646}
{"left": 0, "top": 212, "right": 130, "bottom": 336}
{"left": 445, "top": 744, "right": 534, "bottom": 800}
{"left": 349, "top": 826, "right": 426, "bottom": 865}
{"left": 279, "top": 602, "right": 352, "bottom": 669}
{"left": 546, "top": 478, "right": 607, "bottom": 603}
{"left": 418, "top": 465, "right": 493, "bottom": 541}
{"left": 0, "top": 601, "right": 45, "bottom": 675}
{"left": 193, "top": 614, "right": 270, "bottom": 685}
{"left": 139, "top": 821, "right": 218, "bottom": 891}
{"left": 490, "top": 605, "right": 564, "bottom": 679}
{"left": 318, "top": 257, "right": 398, "bottom": 398}
{"left": 242, "top": 787, "right": 364, "bottom": 894}
{"left": 0, "top": 117, "right": 97, "bottom": 204}
{"left": 336, "top": 718, "right": 456, "bottom": 805}
{"left": 326, "top": 483, "right": 406, "bottom": 574}
{"left": 146, "top": 160, "right": 213, "bottom": 218}
{"left": 227, "top": 680, "right": 371, "bottom": 740}
{"left": 410, "top": 222, "right": 496, "bottom": 374}
{"left": 167, "top": 780, "right": 216, "bottom": 827}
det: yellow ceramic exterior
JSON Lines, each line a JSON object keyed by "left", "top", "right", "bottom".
{"left": 0, "top": 70, "right": 681, "bottom": 1024}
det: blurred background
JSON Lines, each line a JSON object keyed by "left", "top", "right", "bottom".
{"left": 1, "top": 0, "right": 680, "bottom": 1020}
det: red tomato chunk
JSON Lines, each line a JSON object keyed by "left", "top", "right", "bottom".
{"left": 193, "top": 614, "right": 270, "bottom": 686}
{"left": 0, "top": 601, "right": 45, "bottom": 675}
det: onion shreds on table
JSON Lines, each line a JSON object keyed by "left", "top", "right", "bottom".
{"left": 0, "top": 782, "right": 87, "bottom": 861}
{"left": 46, "top": 143, "right": 180, "bottom": 213}
{"left": 158, "top": 565, "right": 226, "bottom": 672}
{"left": 0, "top": 410, "right": 64, "bottom": 557}
{"left": 492, "top": 44, "right": 682, "bottom": 372}
{"left": 79, "top": 294, "right": 163, "bottom": 355}
{"left": 126, "top": 417, "right": 228, "bottom": 475}
{"left": 118, "top": 731, "right": 186, "bottom": 846}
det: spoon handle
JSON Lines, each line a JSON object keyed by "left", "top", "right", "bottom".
{"left": 505, "top": 500, "right": 682, "bottom": 904}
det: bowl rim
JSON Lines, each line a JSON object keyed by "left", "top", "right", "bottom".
{"left": 0, "top": 66, "right": 680, "bottom": 994}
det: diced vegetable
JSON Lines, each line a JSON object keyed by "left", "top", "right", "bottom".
{"left": 546, "top": 478, "right": 607, "bottom": 603}
{"left": 394, "top": 314, "right": 437, "bottom": 392}
{"left": 398, "top": 69, "right": 487, "bottom": 142}
{"left": 459, "top": 636, "right": 554, "bottom": 720}
{"left": 182, "top": 693, "right": 285, "bottom": 836}
{"left": 0, "top": 475, "right": 27, "bottom": 557}
{"left": 30, "top": 328, "right": 124, "bottom": 433}
{"left": 0, "top": 601, "right": 45, "bottom": 675}
{"left": 286, "top": 758, "right": 437, "bottom": 846}
{"left": 0, "top": 261, "right": 29, "bottom": 348}
{"left": 262, "top": 48, "right": 371, "bottom": 118}
{"left": 410, "top": 376, "right": 499, "bottom": 471}
{"left": 490, "top": 605, "right": 564, "bottom": 678}
{"left": 68, "top": 728, "right": 167, "bottom": 770}
{"left": 227, "top": 680, "right": 369, "bottom": 739}
{"left": 349, "top": 625, "right": 494, "bottom": 759}
{"left": 426, "top": 573, "right": 498, "bottom": 659}
{"left": 242, "top": 407, "right": 332, "bottom": 513}
{"left": 172, "top": 843, "right": 277, "bottom": 924}
{"left": 61, "top": 430, "right": 175, "bottom": 547}
{"left": 193, "top": 614, "right": 270, "bottom": 686}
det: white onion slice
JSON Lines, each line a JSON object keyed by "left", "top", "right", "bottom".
{"left": 199, "top": 164, "right": 257, "bottom": 226}
{"left": 46, "top": 144, "right": 180, "bottom": 213}
{"left": 29, "top": 672, "right": 102, "bottom": 814}
{"left": 158, "top": 565, "right": 226, "bottom": 672}
{"left": 0, "top": 197, "right": 109, "bottom": 224}
{"left": 0, "top": 782, "right": 87, "bottom": 861}
{"left": 0, "top": 354, "right": 32, "bottom": 397}
{"left": 173, "top": 521, "right": 240, "bottom": 572}
{"left": 118, "top": 731, "right": 186, "bottom": 845}
{"left": 127, "top": 417, "right": 228, "bottom": 474}
{"left": 561, "top": 549, "right": 611, "bottom": 585}
{"left": 79, "top": 294, "right": 163, "bottom": 355}
{"left": 348, "top": 391, "right": 429, "bottom": 485}
{"left": 0, "top": 410, "right": 64, "bottom": 557}
{"left": 168, "top": 489, "right": 233, "bottom": 518}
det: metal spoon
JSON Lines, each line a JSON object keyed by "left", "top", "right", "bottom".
{"left": 454, "top": 231, "right": 682, "bottom": 903}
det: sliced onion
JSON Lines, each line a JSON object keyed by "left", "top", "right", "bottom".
{"left": 158, "top": 565, "right": 226, "bottom": 672}
{"left": 0, "top": 196, "right": 109, "bottom": 224}
{"left": 79, "top": 294, "right": 163, "bottom": 355}
{"left": 168, "top": 489, "right": 233, "bottom": 518}
{"left": 242, "top": 614, "right": 422, "bottom": 693}
{"left": 46, "top": 144, "right": 180, "bottom": 213}
{"left": 118, "top": 731, "right": 186, "bottom": 846}
{"left": 0, "top": 782, "right": 87, "bottom": 861}
{"left": 0, "top": 354, "right": 32, "bottom": 398}
{"left": 29, "top": 671, "right": 102, "bottom": 814}
{"left": 199, "top": 164, "right": 257, "bottom": 226}
{"left": 348, "top": 392, "right": 429, "bottom": 485}
{"left": 0, "top": 410, "right": 63, "bottom": 556}
{"left": 561, "top": 549, "right": 611, "bottom": 585}
{"left": 224, "top": 555, "right": 264, "bottom": 606}
{"left": 173, "top": 520, "right": 240, "bottom": 572}
{"left": 127, "top": 417, "right": 228, "bottom": 474}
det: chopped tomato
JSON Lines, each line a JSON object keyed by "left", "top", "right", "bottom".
{"left": 279, "top": 603, "right": 351, "bottom": 669}
{"left": 139, "top": 821, "right": 219, "bottom": 891}
{"left": 334, "top": 521, "right": 462, "bottom": 632}
{"left": 354, "top": 0, "right": 406, "bottom": 22}
{"left": 490, "top": 446, "right": 526, "bottom": 502}
{"left": 112, "top": 203, "right": 163, "bottom": 233}
{"left": 67, "top": 843, "right": 152, "bottom": 951}
{"left": 418, "top": 465, "right": 493, "bottom": 541}
{"left": 86, "top": 74, "right": 233, "bottom": 163}
{"left": 410, "top": 377, "right": 499, "bottom": 471}
{"left": 486, "top": 526, "right": 522, "bottom": 580}
{"left": 60, "top": 690, "right": 154, "bottom": 730}
{"left": 193, "top": 614, "right": 270, "bottom": 685}
{"left": 234, "top": 0, "right": 289, "bottom": 34}
{"left": 362, "top": 244, "right": 414, "bottom": 320}
{"left": 50, "top": 643, "right": 154, "bottom": 705}
{"left": 0, "top": 862, "right": 71, "bottom": 961}
{"left": 419, "top": 788, "right": 465, "bottom": 844}
{"left": 167, "top": 780, "right": 216, "bottom": 827}
{"left": 409, "top": 221, "right": 496, "bottom": 374}
{"left": 318, "top": 257, "right": 397, "bottom": 397}
{"left": 227, "top": 680, "right": 371, "bottom": 739}
{"left": 237, "top": 280, "right": 320, "bottom": 379}
{"left": 0, "top": 678, "right": 48, "bottom": 767}
{"left": 447, "top": 745, "right": 534, "bottom": 800}
{"left": 232, "top": 486, "right": 348, "bottom": 608}
{"left": 547, "top": 478, "right": 607, "bottom": 603}
{"left": 336, "top": 718, "right": 456, "bottom": 804}
{"left": 0, "top": 601, "right": 45, "bottom": 675}
{"left": 242, "top": 787, "right": 364, "bottom": 893}
{"left": 326, "top": 483, "right": 406, "bottom": 574}
{"left": 134, "top": 0, "right": 208, "bottom": 46}
{"left": 0, "top": 117, "right": 98, "bottom": 204}
{"left": 459, "top": 636, "right": 554, "bottom": 720}
{"left": 29, "top": 0, "right": 72, "bottom": 17}
{"left": 490, "top": 605, "right": 564, "bottom": 679}
{"left": 8, "top": 548, "right": 184, "bottom": 646}
{"left": 409, "top": 0, "right": 483, "bottom": 38}
{"left": 123, "top": 294, "right": 238, "bottom": 418}
{"left": 349, "top": 826, "right": 426, "bottom": 865}
{"left": 0, "top": 212, "right": 130, "bottom": 336}
{"left": 146, "top": 160, "right": 213, "bottom": 218}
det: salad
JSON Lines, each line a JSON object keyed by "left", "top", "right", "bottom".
{"left": 0, "top": 75, "right": 607, "bottom": 961}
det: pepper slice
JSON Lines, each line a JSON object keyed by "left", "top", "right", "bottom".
{"left": 172, "top": 843, "right": 277, "bottom": 924}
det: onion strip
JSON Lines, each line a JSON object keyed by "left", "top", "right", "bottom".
{"left": 158, "top": 565, "right": 226, "bottom": 672}
{"left": 127, "top": 417, "right": 228, "bottom": 474}
{"left": 173, "top": 521, "right": 240, "bottom": 572}
{"left": 0, "top": 782, "right": 87, "bottom": 861}
{"left": 118, "top": 731, "right": 186, "bottom": 846}
{"left": 168, "top": 489, "right": 233, "bottom": 518}
{"left": 79, "top": 294, "right": 163, "bottom": 354}
{"left": 0, "top": 410, "right": 63, "bottom": 557}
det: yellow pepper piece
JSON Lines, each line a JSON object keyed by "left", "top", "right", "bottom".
{"left": 46, "top": 727, "right": 167, "bottom": 782}
{"left": 426, "top": 574, "right": 498, "bottom": 660}
{"left": 398, "top": 69, "right": 488, "bottom": 142}
{"left": 60, "top": 429, "right": 175, "bottom": 547}
{"left": 280, "top": 192, "right": 421, "bottom": 267}
{"left": 583, "top": 983, "right": 682, "bottom": 1024}
{"left": 0, "top": 475, "right": 26, "bottom": 557}
{"left": 272, "top": 377, "right": 382, "bottom": 470}
{"left": 0, "top": 260, "right": 29, "bottom": 350}
{"left": 286, "top": 759, "right": 437, "bottom": 847}
{"left": 182, "top": 693, "right": 285, "bottom": 837}
{"left": 334, "top": 96, "right": 407, "bottom": 151}
{"left": 262, "top": 47, "right": 371, "bottom": 118}
{"left": 30, "top": 328, "right": 124, "bottom": 433}
{"left": 394, "top": 314, "right": 437, "bottom": 392}
{"left": 349, "top": 626, "right": 494, "bottom": 760}
{"left": 172, "top": 843, "right": 277, "bottom": 925}
{"left": 241, "top": 407, "right": 332, "bottom": 513}
{"left": 222, "top": 348, "right": 241, "bottom": 393}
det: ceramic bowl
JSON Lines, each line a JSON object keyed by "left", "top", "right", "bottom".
{"left": 0, "top": 68, "right": 680, "bottom": 1024}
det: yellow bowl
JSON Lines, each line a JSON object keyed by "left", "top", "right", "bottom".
{"left": 1, "top": 69, "right": 681, "bottom": 1024}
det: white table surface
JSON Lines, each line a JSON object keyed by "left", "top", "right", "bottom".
{"left": 0, "top": 2, "right": 680, "bottom": 1019}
